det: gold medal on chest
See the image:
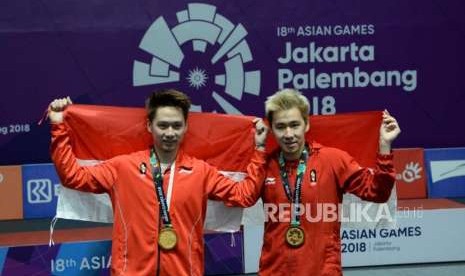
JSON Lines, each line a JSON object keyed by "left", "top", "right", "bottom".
{"left": 158, "top": 226, "right": 178, "bottom": 250}
{"left": 285, "top": 225, "right": 305, "bottom": 248}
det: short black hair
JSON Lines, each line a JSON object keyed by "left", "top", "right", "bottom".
{"left": 146, "top": 89, "right": 191, "bottom": 122}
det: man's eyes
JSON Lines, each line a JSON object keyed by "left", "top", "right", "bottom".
{"left": 275, "top": 123, "right": 300, "bottom": 129}
{"left": 157, "top": 123, "right": 183, "bottom": 129}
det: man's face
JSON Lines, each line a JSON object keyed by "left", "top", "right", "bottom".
{"left": 271, "top": 107, "right": 309, "bottom": 160}
{"left": 147, "top": 106, "right": 187, "bottom": 155}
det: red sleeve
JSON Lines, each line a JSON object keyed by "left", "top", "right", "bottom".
{"left": 336, "top": 151, "right": 395, "bottom": 203}
{"left": 205, "top": 150, "right": 267, "bottom": 207}
{"left": 50, "top": 123, "right": 118, "bottom": 193}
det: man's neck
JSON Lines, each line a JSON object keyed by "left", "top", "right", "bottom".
{"left": 283, "top": 151, "right": 301, "bottom": 161}
{"left": 154, "top": 147, "right": 177, "bottom": 164}
{"left": 282, "top": 144, "right": 308, "bottom": 161}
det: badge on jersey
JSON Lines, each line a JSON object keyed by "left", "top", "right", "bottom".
{"left": 310, "top": 169, "right": 317, "bottom": 186}
{"left": 139, "top": 162, "right": 147, "bottom": 175}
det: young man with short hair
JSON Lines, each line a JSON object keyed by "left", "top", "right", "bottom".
{"left": 48, "top": 89, "right": 268, "bottom": 275}
{"left": 255, "top": 88, "right": 400, "bottom": 275}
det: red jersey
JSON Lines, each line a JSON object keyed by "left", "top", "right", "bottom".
{"left": 257, "top": 142, "right": 395, "bottom": 276}
{"left": 50, "top": 123, "right": 266, "bottom": 275}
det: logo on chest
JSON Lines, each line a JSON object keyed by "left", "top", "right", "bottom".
{"left": 265, "top": 177, "right": 276, "bottom": 185}
{"left": 139, "top": 162, "right": 147, "bottom": 175}
{"left": 179, "top": 168, "right": 193, "bottom": 174}
{"left": 309, "top": 169, "right": 317, "bottom": 186}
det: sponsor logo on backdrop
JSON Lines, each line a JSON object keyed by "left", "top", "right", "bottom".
{"left": 392, "top": 148, "right": 427, "bottom": 199}
{"left": 133, "top": 3, "right": 261, "bottom": 114}
{"left": 22, "top": 164, "right": 61, "bottom": 218}
{"left": 430, "top": 160, "right": 465, "bottom": 183}
{"left": 396, "top": 162, "right": 423, "bottom": 183}
{"left": 27, "top": 178, "right": 60, "bottom": 204}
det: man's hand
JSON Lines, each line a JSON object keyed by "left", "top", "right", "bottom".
{"left": 48, "top": 97, "right": 73, "bottom": 124}
{"left": 379, "top": 110, "right": 401, "bottom": 154}
{"left": 253, "top": 118, "right": 269, "bottom": 151}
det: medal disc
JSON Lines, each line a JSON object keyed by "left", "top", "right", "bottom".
{"left": 158, "top": 227, "right": 178, "bottom": 250}
{"left": 285, "top": 226, "right": 305, "bottom": 248}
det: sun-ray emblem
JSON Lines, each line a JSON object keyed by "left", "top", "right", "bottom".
{"left": 134, "top": 3, "right": 261, "bottom": 114}
{"left": 187, "top": 67, "right": 208, "bottom": 90}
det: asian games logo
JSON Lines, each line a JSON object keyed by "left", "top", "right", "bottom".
{"left": 133, "top": 3, "right": 261, "bottom": 114}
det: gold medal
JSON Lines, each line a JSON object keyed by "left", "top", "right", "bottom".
{"left": 158, "top": 226, "right": 178, "bottom": 250}
{"left": 285, "top": 226, "right": 305, "bottom": 248}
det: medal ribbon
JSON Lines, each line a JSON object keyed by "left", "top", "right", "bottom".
{"left": 150, "top": 147, "right": 175, "bottom": 226}
{"left": 279, "top": 147, "right": 308, "bottom": 226}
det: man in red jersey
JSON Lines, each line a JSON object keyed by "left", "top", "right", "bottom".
{"left": 250, "top": 88, "right": 400, "bottom": 276}
{"left": 48, "top": 89, "right": 268, "bottom": 275}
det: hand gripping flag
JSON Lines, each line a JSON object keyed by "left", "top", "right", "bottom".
{"left": 54, "top": 105, "right": 396, "bottom": 233}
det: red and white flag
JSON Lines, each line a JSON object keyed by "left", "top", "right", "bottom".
{"left": 55, "top": 105, "right": 394, "bottom": 231}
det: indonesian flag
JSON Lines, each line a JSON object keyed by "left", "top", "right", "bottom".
{"left": 55, "top": 105, "right": 395, "bottom": 231}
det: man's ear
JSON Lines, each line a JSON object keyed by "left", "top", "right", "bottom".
{"left": 305, "top": 121, "right": 310, "bottom": 133}
{"left": 146, "top": 120, "right": 152, "bottom": 133}
{"left": 183, "top": 121, "right": 188, "bottom": 134}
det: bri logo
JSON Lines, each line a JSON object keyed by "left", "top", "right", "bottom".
{"left": 27, "top": 179, "right": 60, "bottom": 204}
